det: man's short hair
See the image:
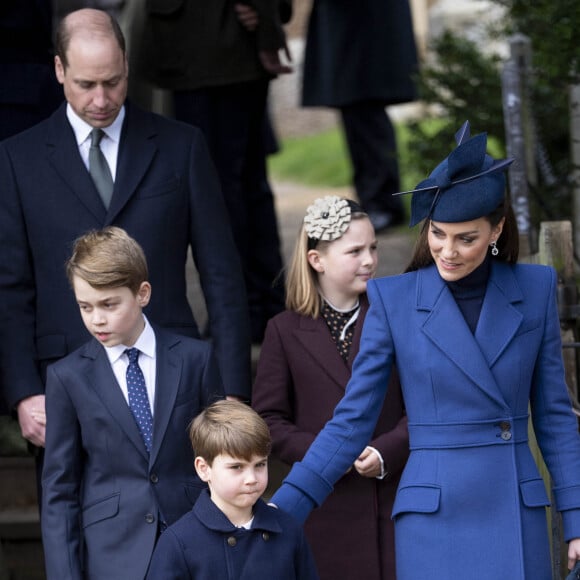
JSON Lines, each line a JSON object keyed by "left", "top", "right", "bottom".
{"left": 55, "top": 9, "right": 126, "bottom": 69}
{"left": 189, "top": 400, "right": 271, "bottom": 464}
{"left": 66, "top": 226, "right": 148, "bottom": 294}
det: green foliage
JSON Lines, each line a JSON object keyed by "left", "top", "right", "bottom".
{"left": 409, "top": 0, "right": 580, "bottom": 223}
{"left": 269, "top": 122, "right": 427, "bottom": 194}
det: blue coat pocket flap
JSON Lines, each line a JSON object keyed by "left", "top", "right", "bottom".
{"left": 392, "top": 485, "right": 441, "bottom": 518}
{"left": 519, "top": 478, "right": 550, "bottom": 507}
{"left": 82, "top": 493, "right": 120, "bottom": 528}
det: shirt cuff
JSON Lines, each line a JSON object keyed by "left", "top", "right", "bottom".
{"left": 367, "top": 446, "right": 388, "bottom": 480}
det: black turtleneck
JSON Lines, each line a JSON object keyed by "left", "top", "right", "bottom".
{"left": 446, "top": 255, "right": 491, "bottom": 334}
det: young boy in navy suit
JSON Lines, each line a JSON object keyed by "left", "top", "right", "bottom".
{"left": 146, "top": 400, "right": 319, "bottom": 579}
{"left": 41, "top": 226, "right": 224, "bottom": 580}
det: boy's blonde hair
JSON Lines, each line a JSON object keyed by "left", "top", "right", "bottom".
{"left": 189, "top": 400, "right": 271, "bottom": 465}
{"left": 66, "top": 226, "right": 148, "bottom": 294}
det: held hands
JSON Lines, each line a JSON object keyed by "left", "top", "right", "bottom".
{"left": 354, "top": 446, "right": 382, "bottom": 478}
{"left": 17, "top": 394, "right": 46, "bottom": 447}
{"left": 568, "top": 538, "right": 580, "bottom": 572}
{"left": 259, "top": 46, "right": 293, "bottom": 75}
{"left": 233, "top": 2, "right": 293, "bottom": 75}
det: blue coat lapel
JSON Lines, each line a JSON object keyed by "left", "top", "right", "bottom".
{"left": 82, "top": 340, "right": 148, "bottom": 460}
{"left": 149, "top": 332, "right": 182, "bottom": 465}
{"left": 107, "top": 103, "right": 157, "bottom": 223}
{"left": 46, "top": 105, "right": 107, "bottom": 221}
{"left": 418, "top": 263, "right": 523, "bottom": 407}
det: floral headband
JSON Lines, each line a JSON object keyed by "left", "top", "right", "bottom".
{"left": 304, "top": 196, "right": 351, "bottom": 241}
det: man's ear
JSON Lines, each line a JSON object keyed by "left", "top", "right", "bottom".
{"left": 55, "top": 55, "right": 65, "bottom": 85}
{"left": 194, "top": 456, "right": 210, "bottom": 482}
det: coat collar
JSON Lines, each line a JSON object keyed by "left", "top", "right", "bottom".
{"left": 45, "top": 102, "right": 157, "bottom": 224}
{"left": 294, "top": 295, "right": 369, "bottom": 390}
{"left": 81, "top": 327, "right": 183, "bottom": 463}
{"left": 193, "top": 489, "right": 283, "bottom": 533}
{"left": 417, "top": 262, "right": 523, "bottom": 407}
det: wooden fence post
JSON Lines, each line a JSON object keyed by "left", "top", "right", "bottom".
{"left": 535, "top": 220, "right": 579, "bottom": 579}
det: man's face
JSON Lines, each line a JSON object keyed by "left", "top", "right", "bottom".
{"left": 55, "top": 34, "right": 128, "bottom": 128}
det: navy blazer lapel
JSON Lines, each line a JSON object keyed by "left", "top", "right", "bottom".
{"left": 418, "top": 265, "right": 506, "bottom": 407}
{"left": 149, "top": 331, "right": 182, "bottom": 465}
{"left": 294, "top": 313, "right": 351, "bottom": 390}
{"left": 82, "top": 340, "right": 148, "bottom": 460}
{"left": 107, "top": 103, "right": 157, "bottom": 222}
{"left": 475, "top": 261, "right": 524, "bottom": 367}
{"left": 46, "top": 105, "right": 107, "bottom": 221}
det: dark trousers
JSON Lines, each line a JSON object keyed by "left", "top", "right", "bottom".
{"left": 174, "top": 80, "right": 285, "bottom": 342}
{"left": 340, "top": 101, "right": 404, "bottom": 219}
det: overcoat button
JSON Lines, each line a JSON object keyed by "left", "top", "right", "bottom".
{"left": 262, "top": 532, "right": 270, "bottom": 541}
{"left": 227, "top": 536, "right": 237, "bottom": 547}
{"left": 145, "top": 513, "right": 155, "bottom": 524}
{"left": 150, "top": 473, "right": 159, "bottom": 483}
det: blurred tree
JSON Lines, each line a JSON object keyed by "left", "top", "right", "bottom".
{"left": 408, "top": 0, "right": 580, "bottom": 223}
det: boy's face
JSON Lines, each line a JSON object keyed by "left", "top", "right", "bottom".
{"left": 195, "top": 453, "right": 268, "bottom": 525}
{"left": 72, "top": 275, "right": 151, "bottom": 347}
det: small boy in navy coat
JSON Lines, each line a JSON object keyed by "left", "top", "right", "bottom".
{"left": 146, "top": 400, "right": 319, "bottom": 579}
{"left": 41, "top": 227, "right": 223, "bottom": 580}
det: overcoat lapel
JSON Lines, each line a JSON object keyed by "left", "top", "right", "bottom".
{"left": 45, "top": 105, "right": 107, "bottom": 221}
{"left": 82, "top": 340, "right": 149, "bottom": 460}
{"left": 294, "top": 315, "right": 351, "bottom": 390}
{"left": 418, "top": 264, "right": 522, "bottom": 407}
{"left": 107, "top": 104, "right": 157, "bottom": 223}
{"left": 149, "top": 334, "right": 182, "bottom": 465}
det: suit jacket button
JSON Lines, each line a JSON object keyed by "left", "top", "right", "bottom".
{"left": 227, "top": 536, "right": 237, "bottom": 547}
{"left": 150, "top": 473, "right": 159, "bottom": 483}
{"left": 145, "top": 513, "right": 155, "bottom": 524}
{"left": 262, "top": 532, "right": 270, "bottom": 541}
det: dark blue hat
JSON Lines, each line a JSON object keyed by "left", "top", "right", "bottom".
{"left": 401, "top": 122, "right": 514, "bottom": 226}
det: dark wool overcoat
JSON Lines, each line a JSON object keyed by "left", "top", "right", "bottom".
{"left": 253, "top": 296, "right": 409, "bottom": 580}
{"left": 302, "top": 0, "right": 418, "bottom": 107}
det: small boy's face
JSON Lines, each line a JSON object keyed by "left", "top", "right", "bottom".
{"left": 72, "top": 275, "right": 151, "bottom": 348}
{"left": 195, "top": 453, "right": 268, "bottom": 525}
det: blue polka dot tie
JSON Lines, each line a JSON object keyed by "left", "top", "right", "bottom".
{"left": 125, "top": 348, "right": 153, "bottom": 453}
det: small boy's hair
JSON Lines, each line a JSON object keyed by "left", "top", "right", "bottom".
{"left": 189, "top": 400, "right": 271, "bottom": 464}
{"left": 66, "top": 226, "right": 148, "bottom": 294}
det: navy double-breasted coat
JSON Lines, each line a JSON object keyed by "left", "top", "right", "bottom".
{"left": 272, "top": 262, "right": 580, "bottom": 578}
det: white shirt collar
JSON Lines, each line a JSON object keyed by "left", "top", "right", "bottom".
{"left": 66, "top": 103, "right": 125, "bottom": 146}
{"left": 104, "top": 315, "right": 156, "bottom": 364}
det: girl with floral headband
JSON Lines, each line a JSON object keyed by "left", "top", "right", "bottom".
{"left": 269, "top": 122, "right": 580, "bottom": 578}
{"left": 253, "top": 196, "right": 409, "bottom": 580}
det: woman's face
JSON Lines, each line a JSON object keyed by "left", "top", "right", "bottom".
{"left": 428, "top": 217, "right": 504, "bottom": 282}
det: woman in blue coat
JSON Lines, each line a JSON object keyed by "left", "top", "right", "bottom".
{"left": 271, "top": 122, "right": 580, "bottom": 578}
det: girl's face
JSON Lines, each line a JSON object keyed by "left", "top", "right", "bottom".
{"left": 428, "top": 217, "right": 504, "bottom": 282}
{"left": 308, "top": 217, "right": 378, "bottom": 309}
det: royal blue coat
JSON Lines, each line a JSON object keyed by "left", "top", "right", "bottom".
{"left": 272, "top": 262, "right": 580, "bottom": 579}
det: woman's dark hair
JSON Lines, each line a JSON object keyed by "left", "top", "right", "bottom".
{"left": 404, "top": 197, "right": 519, "bottom": 273}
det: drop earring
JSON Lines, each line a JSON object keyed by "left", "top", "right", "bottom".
{"left": 490, "top": 240, "right": 499, "bottom": 256}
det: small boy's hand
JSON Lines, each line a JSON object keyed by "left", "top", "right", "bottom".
{"left": 17, "top": 394, "right": 46, "bottom": 447}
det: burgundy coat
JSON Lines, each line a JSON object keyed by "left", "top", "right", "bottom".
{"left": 253, "top": 296, "right": 408, "bottom": 580}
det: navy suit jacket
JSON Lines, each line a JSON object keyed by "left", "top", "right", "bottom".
{"left": 0, "top": 102, "right": 250, "bottom": 404}
{"left": 41, "top": 326, "right": 224, "bottom": 580}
